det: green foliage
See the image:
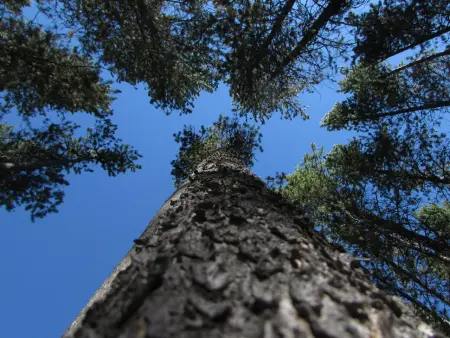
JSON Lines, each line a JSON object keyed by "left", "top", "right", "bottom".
{"left": 414, "top": 203, "right": 450, "bottom": 282}
{"left": 324, "top": 131, "right": 450, "bottom": 202}
{"left": 323, "top": 0, "right": 450, "bottom": 216}
{"left": 0, "top": 14, "right": 116, "bottom": 119}
{"left": 322, "top": 55, "right": 450, "bottom": 132}
{"left": 212, "top": 0, "right": 353, "bottom": 122}
{"left": 278, "top": 145, "right": 450, "bottom": 333}
{"left": 219, "top": 0, "right": 349, "bottom": 119}
{"left": 39, "top": 0, "right": 358, "bottom": 121}
{"left": 277, "top": 144, "right": 337, "bottom": 222}
{"left": 0, "top": 121, "right": 141, "bottom": 220}
{"left": 347, "top": 0, "right": 450, "bottom": 64}
{"left": 41, "top": 0, "right": 221, "bottom": 115}
{"left": 1, "top": 0, "right": 30, "bottom": 14}
{"left": 318, "top": 5, "right": 450, "bottom": 327}
{"left": 0, "top": 3, "right": 141, "bottom": 220}
{"left": 171, "top": 115, "right": 262, "bottom": 187}
{"left": 415, "top": 202, "right": 450, "bottom": 240}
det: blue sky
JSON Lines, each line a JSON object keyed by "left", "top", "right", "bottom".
{"left": 3, "top": 2, "right": 449, "bottom": 336}
{"left": 0, "top": 76, "right": 355, "bottom": 337}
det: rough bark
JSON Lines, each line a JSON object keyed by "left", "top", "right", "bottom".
{"left": 63, "top": 150, "right": 443, "bottom": 338}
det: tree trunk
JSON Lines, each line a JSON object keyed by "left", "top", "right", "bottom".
{"left": 63, "top": 150, "right": 439, "bottom": 338}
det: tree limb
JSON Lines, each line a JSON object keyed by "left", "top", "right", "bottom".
{"left": 389, "top": 48, "right": 450, "bottom": 76}
{"left": 271, "top": 0, "right": 348, "bottom": 80}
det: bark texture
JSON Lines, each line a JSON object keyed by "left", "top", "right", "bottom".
{"left": 64, "top": 150, "right": 443, "bottom": 338}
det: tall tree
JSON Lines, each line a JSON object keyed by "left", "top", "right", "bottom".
{"left": 0, "top": 2, "right": 141, "bottom": 219}
{"left": 321, "top": 0, "right": 450, "bottom": 173}
{"left": 276, "top": 144, "right": 450, "bottom": 333}
{"left": 322, "top": 58, "right": 450, "bottom": 132}
{"left": 63, "top": 124, "right": 436, "bottom": 338}
{"left": 322, "top": 0, "right": 450, "bottom": 137}
{"left": 317, "top": 2, "right": 450, "bottom": 327}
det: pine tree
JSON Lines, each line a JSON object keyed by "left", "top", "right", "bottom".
{"left": 0, "top": 2, "right": 141, "bottom": 220}
{"left": 277, "top": 145, "right": 450, "bottom": 333}
{"left": 63, "top": 123, "right": 437, "bottom": 338}
{"left": 316, "top": 2, "right": 450, "bottom": 328}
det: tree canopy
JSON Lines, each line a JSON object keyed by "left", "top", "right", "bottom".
{"left": 0, "top": 2, "right": 141, "bottom": 220}
{"left": 40, "top": 0, "right": 360, "bottom": 122}
{"left": 303, "top": 0, "right": 450, "bottom": 331}
{"left": 347, "top": 0, "right": 450, "bottom": 64}
{"left": 2, "top": 0, "right": 363, "bottom": 219}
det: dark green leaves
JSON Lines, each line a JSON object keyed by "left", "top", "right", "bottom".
{"left": 216, "top": 0, "right": 352, "bottom": 121}
{"left": 322, "top": 57, "right": 450, "bottom": 132}
{"left": 0, "top": 119, "right": 141, "bottom": 221}
{"left": 348, "top": 0, "right": 450, "bottom": 64}
{"left": 316, "top": 3, "right": 450, "bottom": 328}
